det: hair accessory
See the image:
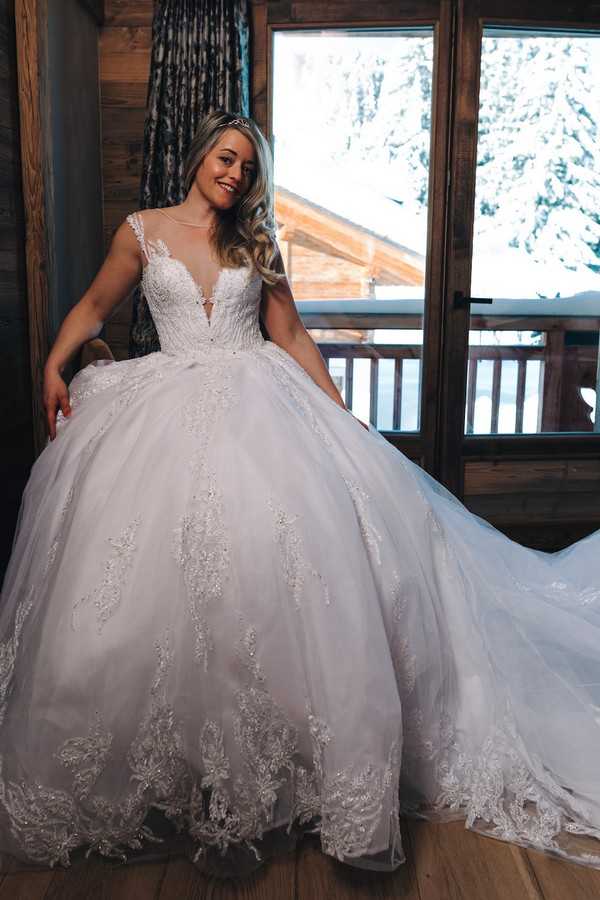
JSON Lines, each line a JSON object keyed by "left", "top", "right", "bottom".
{"left": 220, "top": 117, "right": 251, "bottom": 128}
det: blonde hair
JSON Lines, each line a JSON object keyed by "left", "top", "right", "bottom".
{"left": 183, "top": 110, "right": 286, "bottom": 286}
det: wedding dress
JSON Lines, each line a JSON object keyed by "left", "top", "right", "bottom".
{"left": 1, "top": 209, "right": 600, "bottom": 876}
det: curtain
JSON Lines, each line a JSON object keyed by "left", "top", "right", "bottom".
{"left": 129, "top": 0, "right": 251, "bottom": 358}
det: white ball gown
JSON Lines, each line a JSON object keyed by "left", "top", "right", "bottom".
{"left": 1, "top": 208, "right": 600, "bottom": 876}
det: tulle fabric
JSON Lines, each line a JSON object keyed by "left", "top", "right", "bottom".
{"left": 2, "top": 338, "right": 600, "bottom": 876}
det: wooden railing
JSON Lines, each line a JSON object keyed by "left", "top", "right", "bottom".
{"left": 319, "top": 344, "right": 421, "bottom": 431}
{"left": 318, "top": 335, "right": 598, "bottom": 434}
{"left": 464, "top": 346, "right": 544, "bottom": 434}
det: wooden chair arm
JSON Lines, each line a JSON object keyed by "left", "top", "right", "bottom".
{"left": 78, "top": 338, "right": 116, "bottom": 371}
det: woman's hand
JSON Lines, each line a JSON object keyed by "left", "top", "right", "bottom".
{"left": 43, "top": 366, "right": 71, "bottom": 441}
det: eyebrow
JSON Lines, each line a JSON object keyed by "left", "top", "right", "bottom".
{"left": 221, "top": 147, "right": 256, "bottom": 167}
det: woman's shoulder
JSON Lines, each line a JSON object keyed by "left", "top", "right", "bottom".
{"left": 127, "top": 207, "right": 168, "bottom": 224}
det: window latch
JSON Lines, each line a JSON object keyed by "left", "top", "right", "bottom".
{"left": 453, "top": 291, "right": 494, "bottom": 310}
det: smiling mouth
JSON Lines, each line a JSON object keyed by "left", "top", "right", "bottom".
{"left": 218, "top": 183, "right": 238, "bottom": 195}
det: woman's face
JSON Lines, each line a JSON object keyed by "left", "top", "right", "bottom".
{"left": 194, "top": 128, "right": 257, "bottom": 209}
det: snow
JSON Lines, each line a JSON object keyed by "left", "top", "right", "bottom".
{"left": 271, "top": 28, "right": 600, "bottom": 432}
{"left": 272, "top": 29, "right": 600, "bottom": 303}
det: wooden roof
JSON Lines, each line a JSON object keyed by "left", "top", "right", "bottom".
{"left": 274, "top": 186, "right": 425, "bottom": 287}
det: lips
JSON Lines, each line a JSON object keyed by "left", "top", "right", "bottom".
{"left": 218, "top": 182, "right": 238, "bottom": 195}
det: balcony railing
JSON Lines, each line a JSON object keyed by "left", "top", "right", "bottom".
{"left": 318, "top": 323, "right": 599, "bottom": 434}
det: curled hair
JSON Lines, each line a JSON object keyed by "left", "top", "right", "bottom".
{"left": 183, "top": 110, "right": 286, "bottom": 286}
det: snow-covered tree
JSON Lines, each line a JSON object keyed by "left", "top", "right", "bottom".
{"left": 475, "top": 35, "right": 600, "bottom": 288}
{"left": 272, "top": 31, "right": 600, "bottom": 292}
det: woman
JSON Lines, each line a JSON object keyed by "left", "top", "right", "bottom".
{"left": 1, "top": 109, "right": 600, "bottom": 877}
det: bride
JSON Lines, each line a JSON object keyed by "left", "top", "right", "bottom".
{"left": 1, "top": 108, "right": 600, "bottom": 877}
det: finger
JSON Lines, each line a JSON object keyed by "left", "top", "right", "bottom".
{"left": 47, "top": 406, "right": 57, "bottom": 441}
{"left": 60, "top": 393, "right": 71, "bottom": 417}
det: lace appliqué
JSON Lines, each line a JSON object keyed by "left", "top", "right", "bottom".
{"left": 79, "top": 356, "right": 168, "bottom": 465}
{"left": 434, "top": 714, "right": 600, "bottom": 863}
{"left": 44, "top": 487, "right": 74, "bottom": 578}
{"left": 268, "top": 497, "right": 331, "bottom": 610}
{"left": 125, "top": 211, "right": 265, "bottom": 355}
{"left": 255, "top": 345, "right": 336, "bottom": 451}
{"left": 0, "top": 614, "right": 403, "bottom": 869}
{"left": 171, "top": 489, "right": 229, "bottom": 671}
{"left": 55, "top": 710, "right": 113, "bottom": 800}
{"left": 171, "top": 363, "right": 237, "bottom": 670}
{"left": 71, "top": 515, "right": 142, "bottom": 633}
{"left": 0, "top": 586, "right": 35, "bottom": 726}
{"left": 189, "top": 624, "right": 298, "bottom": 860}
{"left": 126, "top": 211, "right": 170, "bottom": 264}
{"left": 389, "top": 571, "right": 417, "bottom": 697}
{"left": 343, "top": 477, "right": 383, "bottom": 565}
{"left": 0, "top": 630, "right": 190, "bottom": 867}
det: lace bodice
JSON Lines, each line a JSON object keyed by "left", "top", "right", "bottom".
{"left": 126, "top": 211, "right": 265, "bottom": 355}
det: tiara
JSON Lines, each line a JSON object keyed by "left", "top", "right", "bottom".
{"left": 219, "top": 117, "right": 251, "bottom": 128}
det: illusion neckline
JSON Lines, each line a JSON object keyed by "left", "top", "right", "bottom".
{"left": 156, "top": 207, "right": 213, "bottom": 229}
{"left": 144, "top": 253, "right": 225, "bottom": 326}
{"left": 144, "top": 218, "right": 226, "bottom": 324}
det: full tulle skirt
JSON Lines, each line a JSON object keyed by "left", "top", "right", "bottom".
{"left": 1, "top": 340, "right": 600, "bottom": 874}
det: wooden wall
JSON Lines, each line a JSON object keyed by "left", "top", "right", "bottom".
{"left": 43, "top": 0, "right": 105, "bottom": 372}
{"left": 99, "top": 0, "right": 153, "bottom": 359}
{"left": 0, "top": 0, "right": 34, "bottom": 579}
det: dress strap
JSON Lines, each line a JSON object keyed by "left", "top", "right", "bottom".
{"left": 126, "top": 211, "right": 149, "bottom": 263}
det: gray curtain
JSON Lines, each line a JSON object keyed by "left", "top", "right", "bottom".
{"left": 129, "top": 0, "right": 251, "bottom": 358}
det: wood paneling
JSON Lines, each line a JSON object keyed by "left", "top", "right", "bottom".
{"left": 0, "top": 0, "right": 34, "bottom": 580}
{"left": 103, "top": 0, "right": 154, "bottom": 27}
{"left": 14, "top": 0, "right": 50, "bottom": 455}
{"left": 464, "top": 458, "right": 600, "bottom": 548}
{"left": 99, "top": 0, "right": 152, "bottom": 359}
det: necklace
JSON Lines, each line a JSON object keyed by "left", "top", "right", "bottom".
{"left": 157, "top": 207, "right": 213, "bottom": 229}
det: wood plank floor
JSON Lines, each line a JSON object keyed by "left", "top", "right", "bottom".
{"left": 2, "top": 821, "right": 600, "bottom": 900}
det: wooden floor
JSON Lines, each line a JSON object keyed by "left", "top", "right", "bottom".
{"left": 3, "top": 820, "right": 600, "bottom": 900}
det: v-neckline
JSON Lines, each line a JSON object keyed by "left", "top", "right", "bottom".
{"left": 152, "top": 234, "right": 224, "bottom": 326}
{"left": 169, "top": 257, "right": 224, "bottom": 326}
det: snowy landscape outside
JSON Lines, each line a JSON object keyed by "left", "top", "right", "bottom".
{"left": 271, "top": 28, "right": 600, "bottom": 434}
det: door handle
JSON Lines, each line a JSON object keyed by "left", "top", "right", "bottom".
{"left": 453, "top": 290, "right": 494, "bottom": 310}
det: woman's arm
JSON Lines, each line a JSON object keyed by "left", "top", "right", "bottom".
{"left": 260, "top": 251, "right": 369, "bottom": 430}
{"left": 43, "top": 219, "right": 142, "bottom": 440}
{"left": 45, "top": 220, "right": 142, "bottom": 375}
{"left": 260, "top": 260, "right": 348, "bottom": 411}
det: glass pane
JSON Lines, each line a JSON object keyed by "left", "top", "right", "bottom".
{"left": 310, "top": 327, "right": 421, "bottom": 431}
{"left": 272, "top": 28, "right": 434, "bottom": 433}
{"left": 467, "top": 29, "right": 600, "bottom": 434}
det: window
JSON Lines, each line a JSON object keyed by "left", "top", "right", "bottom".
{"left": 467, "top": 29, "right": 600, "bottom": 434}
{"left": 271, "top": 28, "right": 434, "bottom": 431}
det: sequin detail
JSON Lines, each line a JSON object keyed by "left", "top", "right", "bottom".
{"left": 44, "top": 487, "right": 75, "bottom": 578}
{"left": 253, "top": 343, "right": 335, "bottom": 450}
{"left": 268, "top": 497, "right": 331, "bottom": 609}
{"left": 125, "top": 211, "right": 265, "bottom": 355}
{"left": 171, "top": 360, "right": 238, "bottom": 669}
{"left": 0, "top": 587, "right": 34, "bottom": 726}
{"left": 0, "top": 621, "right": 404, "bottom": 869}
{"left": 71, "top": 515, "right": 142, "bottom": 633}
{"left": 343, "top": 478, "right": 383, "bottom": 565}
{"left": 434, "top": 714, "right": 600, "bottom": 863}
{"left": 171, "top": 490, "right": 230, "bottom": 671}
{"left": 0, "top": 631, "right": 190, "bottom": 867}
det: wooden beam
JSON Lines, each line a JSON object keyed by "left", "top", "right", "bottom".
{"left": 15, "top": 0, "right": 50, "bottom": 457}
{"left": 78, "top": 0, "right": 105, "bottom": 26}
{"left": 275, "top": 189, "right": 425, "bottom": 285}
